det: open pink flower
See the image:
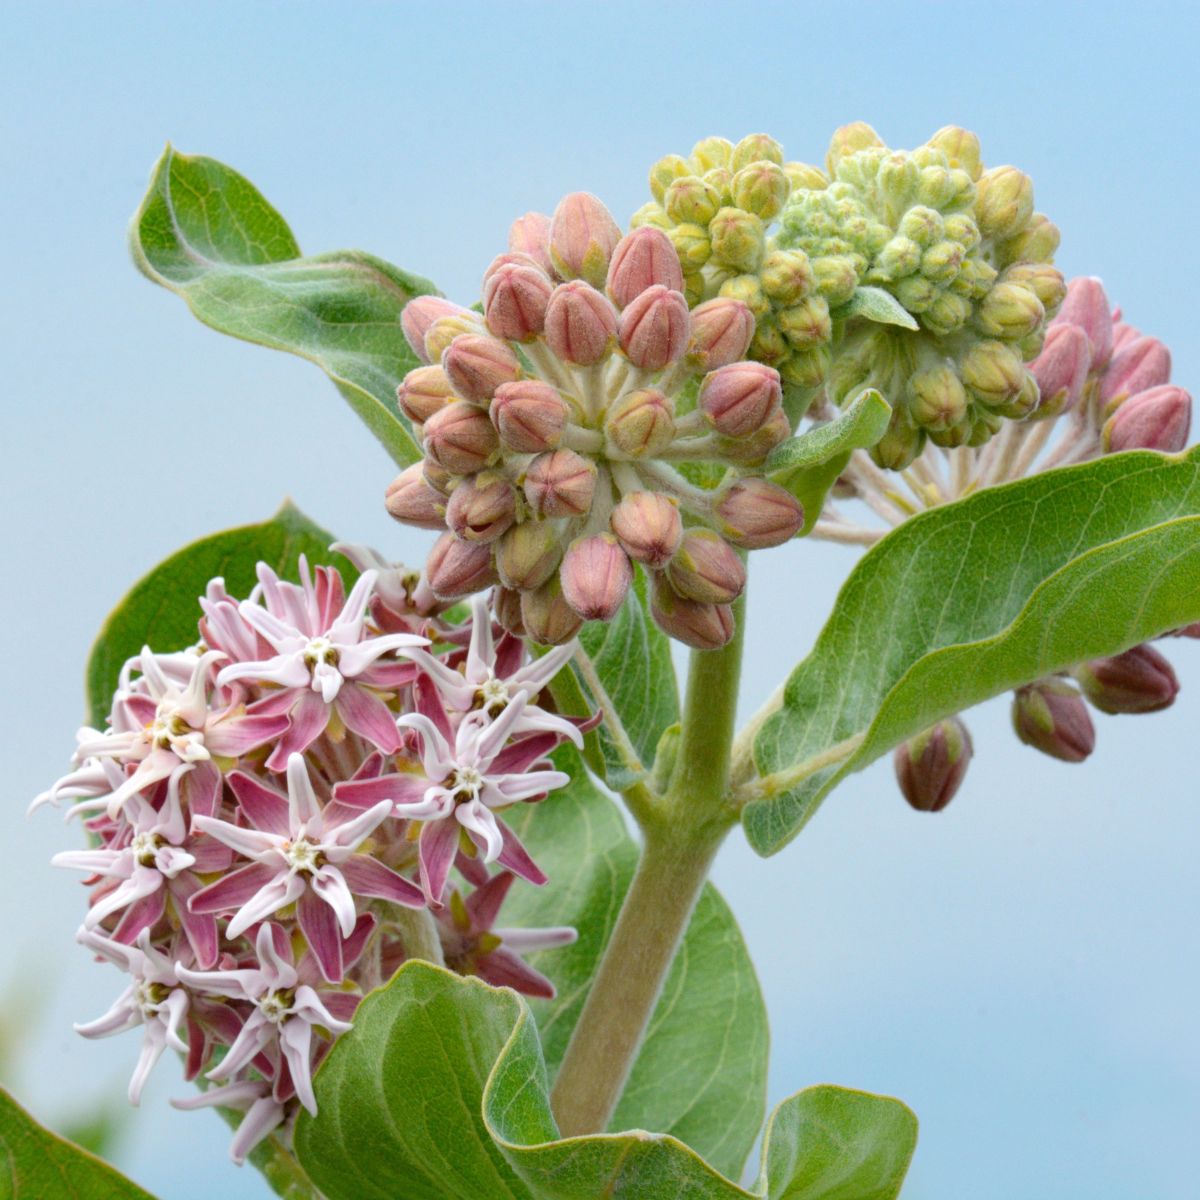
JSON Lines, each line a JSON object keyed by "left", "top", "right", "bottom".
{"left": 189, "top": 754, "right": 422, "bottom": 981}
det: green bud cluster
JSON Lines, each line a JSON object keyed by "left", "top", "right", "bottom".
{"left": 776, "top": 123, "right": 1065, "bottom": 467}
{"left": 633, "top": 134, "right": 837, "bottom": 392}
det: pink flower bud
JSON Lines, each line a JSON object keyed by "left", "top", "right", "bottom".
{"left": 492, "top": 586, "right": 526, "bottom": 636}
{"left": 1099, "top": 336, "right": 1172, "bottom": 408}
{"left": 491, "top": 380, "right": 570, "bottom": 453}
{"left": 445, "top": 473, "right": 517, "bottom": 543}
{"left": 384, "top": 464, "right": 447, "bottom": 530}
{"left": 508, "top": 212, "right": 554, "bottom": 276}
{"left": 561, "top": 534, "right": 634, "bottom": 621}
{"left": 715, "top": 478, "right": 804, "bottom": 549}
{"left": 698, "top": 362, "right": 783, "bottom": 438}
{"left": 401, "top": 297, "right": 474, "bottom": 364}
{"left": 610, "top": 491, "right": 683, "bottom": 568}
{"left": 618, "top": 285, "right": 690, "bottom": 371}
{"left": 424, "top": 313, "right": 485, "bottom": 365}
{"left": 1030, "top": 324, "right": 1090, "bottom": 416}
{"left": 666, "top": 530, "right": 746, "bottom": 605}
{"left": 1054, "top": 276, "right": 1113, "bottom": 369}
{"left": 496, "top": 520, "right": 563, "bottom": 591}
{"left": 523, "top": 449, "right": 597, "bottom": 518}
{"left": 484, "top": 251, "right": 545, "bottom": 282}
{"left": 605, "top": 388, "right": 676, "bottom": 458}
{"left": 1012, "top": 679, "right": 1095, "bottom": 763}
{"left": 649, "top": 575, "right": 735, "bottom": 650}
{"left": 521, "top": 576, "right": 584, "bottom": 645}
{"left": 607, "top": 227, "right": 684, "bottom": 309}
{"left": 1076, "top": 644, "right": 1180, "bottom": 714}
{"left": 1102, "top": 385, "right": 1192, "bottom": 453}
{"left": 424, "top": 532, "right": 497, "bottom": 599}
{"left": 442, "top": 335, "right": 522, "bottom": 404}
{"left": 715, "top": 405, "right": 792, "bottom": 466}
{"left": 894, "top": 716, "right": 973, "bottom": 812}
{"left": 422, "top": 459, "right": 455, "bottom": 497}
{"left": 422, "top": 401, "right": 500, "bottom": 475}
{"left": 1111, "top": 319, "right": 1141, "bottom": 353}
{"left": 544, "top": 281, "right": 619, "bottom": 366}
{"left": 1169, "top": 622, "right": 1200, "bottom": 639}
{"left": 687, "top": 298, "right": 756, "bottom": 371}
{"left": 484, "top": 262, "right": 554, "bottom": 342}
{"left": 396, "top": 365, "right": 455, "bottom": 424}
{"left": 549, "top": 192, "right": 622, "bottom": 288}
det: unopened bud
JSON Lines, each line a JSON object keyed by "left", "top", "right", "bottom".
{"left": 491, "top": 380, "right": 569, "bottom": 453}
{"left": 730, "top": 133, "right": 784, "bottom": 172}
{"left": 760, "top": 249, "right": 814, "bottom": 305}
{"left": 995, "top": 212, "right": 1060, "bottom": 268}
{"left": 664, "top": 175, "right": 722, "bottom": 227}
{"left": 666, "top": 223, "right": 712, "bottom": 271}
{"left": 443, "top": 335, "right": 522, "bottom": 404}
{"left": 1100, "top": 337, "right": 1172, "bottom": 408}
{"left": 445, "top": 473, "right": 517, "bottom": 543}
{"left": 1031, "top": 323, "right": 1090, "bottom": 417}
{"left": 926, "top": 126, "right": 982, "bottom": 180}
{"left": 495, "top": 520, "right": 562, "bottom": 591}
{"left": 783, "top": 162, "right": 829, "bottom": 191}
{"left": 975, "top": 282, "right": 1045, "bottom": 340}
{"left": 686, "top": 297, "right": 756, "bottom": 370}
{"left": 909, "top": 365, "right": 969, "bottom": 431}
{"left": 385, "top": 464, "right": 447, "bottom": 530}
{"left": 1012, "top": 679, "right": 1095, "bottom": 763}
{"left": 1076, "top": 644, "right": 1180, "bottom": 714}
{"left": 649, "top": 154, "right": 691, "bottom": 204}
{"left": 812, "top": 255, "right": 858, "bottom": 306}
{"left": 699, "top": 362, "right": 782, "bottom": 437}
{"left": 422, "top": 459, "right": 455, "bottom": 497}
{"left": 609, "top": 491, "right": 683, "bottom": 567}
{"left": 871, "top": 416, "right": 924, "bottom": 470}
{"left": 424, "top": 313, "right": 486, "bottom": 365}
{"left": 716, "top": 405, "right": 791, "bottom": 465}
{"left": 397, "top": 365, "right": 455, "bottom": 424}
{"left": 549, "top": 192, "right": 622, "bottom": 288}
{"left": 716, "top": 478, "right": 804, "bottom": 548}
{"left": 708, "top": 207, "right": 765, "bottom": 273}
{"left": 561, "top": 534, "right": 634, "bottom": 621}
{"left": 649, "top": 575, "right": 734, "bottom": 650}
{"left": 1102, "top": 385, "right": 1192, "bottom": 453}
{"left": 1112, "top": 319, "right": 1141, "bottom": 354}
{"left": 1002, "top": 263, "right": 1066, "bottom": 316}
{"left": 422, "top": 401, "right": 500, "bottom": 475}
{"left": 607, "top": 227, "right": 684, "bottom": 309}
{"left": 975, "top": 166, "right": 1035, "bottom": 241}
{"left": 425, "top": 533, "right": 497, "bottom": 599}
{"left": 544, "top": 281, "right": 618, "bottom": 365}
{"left": 618, "top": 285, "right": 690, "bottom": 371}
{"left": 825, "top": 121, "right": 883, "bottom": 175}
{"left": 508, "top": 212, "right": 554, "bottom": 275}
{"left": 691, "top": 136, "right": 733, "bottom": 172}
{"left": 401, "top": 297, "right": 475, "bottom": 364}
{"left": 666, "top": 529, "right": 746, "bottom": 604}
{"left": 491, "top": 586, "right": 526, "bottom": 636}
{"left": 960, "top": 340, "right": 1025, "bottom": 408}
{"left": 731, "top": 161, "right": 790, "bottom": 220}
{"left": 523, "top": 449, "right": 597, "bottom": 518}
{"left": 894, "top": 716, "right": 973, "bottom": 812}
{"left": 605, "top": 388, "right": 676, "bottom": 457}
{"left": 484, "top": 262, "right": 553, "bottom": 342}
{"left": 777, "top": 295, "right": 832, "bottom": 348}
{"left": 521, "top": 576, "right": 584, "bottom": 645}
{"left": 1055, "top": 277, "right": 1113, "bottom": 368}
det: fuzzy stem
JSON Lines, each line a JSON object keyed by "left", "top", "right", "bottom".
{"left": 548, "top": 590, "right": 747, "bottom": 1136}
{"left": 391, "top": 904, "right": 445, "bottom": 966}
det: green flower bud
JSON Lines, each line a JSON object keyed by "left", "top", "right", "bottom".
{"left": 777, "top": 295, "right": 832, "bottom": 348}
{"left": 994, "top": 212, "right": 1060, "bottom": 267}
{"left": 994, "top": 370, "right": 1040, "bottom": 420}
{"left": 942, "top": 212, "right": 981, "bottom": 250}
{"left": 779, "top": 345, "right": 832, "bottom": 389}
{"left": 926, "top": 125, "right": 983, "bottom": 180}
{"left": 897, "top": 205, "right": 944, "bottom": 248}
{"left": 718, "top": 273, "right": 771, "bottom": 320}
{"left": 731, "top": 133, "right": 784, "bottom": 172}
{"left": 664, "top": 175, "right": 722, "bottom": 226}
{"left": 812, "top": 255, "right": 859, "bottom": 305}
{"left": 975, "top": 281, "right": 1045, "bottom": 340}
{"left": 760, "top": 249, "right": 814, "bottom": 305}
{"left": 709, "top": 206, "right": 766, "bottom": 272}
{"left": 921, "top": 292, "right": 972, "bottom": 337}
{"left": 927, "top": 416, "right": 974, "bottom": 449}
{"left": 703, "top": 167, "right": 733, "bottom": 206}
{"left": 877, "top": 152, "right": 920, "bottom": 220}
{"left": 666, "top": 222, "right": 712, "bottom": 271}
{"left": 749, "top": 320, "right": 789, "bottom": 366}
{"left": 975, "top": 165, "right": 1035, "bottom": 240}
{"left": 1001, "top": 262, "right": 1067, "bottom": 317}
{"left": 920, "top": 240, "right": 965, "bottom": 283}
{"left": 873, "top": 236, "right": 922, "bottom": 280}
{"left": 784, "top": 161, "right": 829, "bottom": 191}
{"left": 909, "top": 364, "right": 969, "bottom": 431}
{"left": 825, "top": 121, "right": 884, "bottom": 175}
{"left": 631, "top": 202, "right": 672, "bottom": 231}
{"left": 649, "top": 154, "right": 691, "bottom": 203}
{"left": 691, "top": 136, "right": 733, "bottom": 172}
{"left": 895, "top": 275, "right": 937, "bottom": 313}
{"left": 731, "top": 161, "right": 790, "bottom": 220}
{"left": 950, "top": 256, "right": 998, "bottom": 300}
{"left": 914, "top": 165, "right": 959, "bottom": 210}
{"left": 682, "top": 272, "right": 707, "bottom": 307}
{"left": 960, "top": 340, "right": 1026, "bottom": 407}
{"left": 871, "top": 413, "right": 924, "bottom": 469}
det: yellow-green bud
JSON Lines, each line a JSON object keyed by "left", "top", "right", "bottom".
{"left": 920, "top": 240, "right": 965, "bottom": 283}
{"left": 731, "top": 161, "right": 790, "bottom": 220}
{"left": 777, "top": 295, "right": 832, "bottom": 348}
{"left": 709, "top": 206, "right": 765, "bottom": 272}
{"left": 731, "top": 133, "right": 784, "bottom": 172}
{"left": 921, "top": 292, "right": 972, "bottom": 337}
{"left": 995, "top": 370, "right": 1040, "bottom": 420}
{"left": 760, "top": 249, "right": 814, "bottom": 304}
{"left": 909, "top": 364, "right": 969, "bottom": 431}
{"left": 649, "top": 154, "right": 691, "bottom": 203}
{"left": 995, "top": 212, "right": 1061, "bottom": 267}
{"left": 703, "top": 167, "right": 733, "bottom": 206}
{"left": 784, "top": 161, "right": 829, "bottom": 191}
{"left": 718, "top": 273, "right": 771, "bottom": 320}
{"left": 825, "top": 121, "right": 883, "bottom": 175}
{"left": 961, "top": 340, "right": 1026, "bottom": 407}
{"left": 874, "top": 236, "right": 922, "bottom": 280}
{"left": 877, "top": 153, "right": 920, "bottom": 219}
{"left": 914, "top": 165, "right": 959, "bottom": 210}
{"left": 691, "top": 136, "right": 733, "bottom": 172}
{"left": 664, "top": 175, "right": 722, "bottom": 226}
{"left": 779, "top": 345, "right": 832, "bottom": 389}
{"left": 897, "top": 206, "right": 945, "bottom": 248}
{"left": 926, "top": 126, "right": 983, "bottom": 181}
{"left": 951, "top": 256, "right": 999, "bottom": 300}
{"left": 749, "top": 320, "right": 789, "bottom": 366}
{"left": 812, "top": 255, "right": 859, "bottom": 306}
{"left": 1001, "top": 262, "right": 1066, "bottom": 316}
{"left": 942, "top": 213, "right": 981, "bottom": 250}
{"left": 895, "top": 275, "right": 937, "bottom": 313}
{"left": 666, "top": 223, "right": 712, "bottom": 271}
{"left": 871, "top": 414, "right": 924, "bottom": 470}
{"left": 975, "top": 165, "right": 1035, "bottom": 240}
{"left": 631, "top": 202, "right": 672, "bottom": 231}
{"left": 682, "top": 271, "right": 706, "bottom": 307}
{"left": 975, "top": 282, "right": 1045, "bottom": 340}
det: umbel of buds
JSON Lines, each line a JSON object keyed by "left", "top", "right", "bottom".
{"left": 391, "top": 192, "right": 805, "bottom": 649}
{"left": 775, "top": 123, "right": 1065, "bottom": 466}
{"left": 34, "top": 560, "right": 590, "bottom": 1165}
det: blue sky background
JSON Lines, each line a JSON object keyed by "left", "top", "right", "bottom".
{"left": 3, "top": 3, "right": 1199, "bottom": 1197}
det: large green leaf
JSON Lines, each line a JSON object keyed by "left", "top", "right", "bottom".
{"left": 85, "top": 501, "right": 347, "bottom": 725}
{"left": 131, "top": 145, "right": 436, "bottom": 467}
{"left": 0, "top": 1086, "right": 157, "bottom": 1199}
{"left": 746, "top": 447, "right": 1200, "bottom": 855}
{"left": 576, "top": 569, "right": 680, "bottom": 789}
{"left": 294, "top": 964, "right": 915, "bottom": 1200}
{"left": 503, "top": 746, "right": 767, "bottom": 1180}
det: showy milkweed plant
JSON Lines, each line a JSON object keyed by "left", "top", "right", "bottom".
{"left": 12, "top": 124, "right": 1198, "bottom": 1200}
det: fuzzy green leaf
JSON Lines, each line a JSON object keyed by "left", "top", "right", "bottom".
{"left": 746, "top": 448, "right": 1200, "bottom": 855}
{"left": 294, "top": 964, "right": 916, "bottom": 1200}
{"left": 85, "top": 501, "right": 347, "bottom": 726}
{"left": 832, "top": 286, "right": 919, "bottom": 331}
{"left": 0, "top": 1087, "right": 157, "bottom": 1199}
{"left": 131, "top": 145, "right": 436, "bottom": 467}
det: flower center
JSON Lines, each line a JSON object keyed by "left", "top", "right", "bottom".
{"left": 257, "top": 989, "right": 296, "bottom": 1025}
{"left": 475, "top": 676, "right": 510, "bottom": 714}
{"left": 303, "top": 637, "right": 340, "bottom": 669}
{"left": 131, "top": 831, "right": 163, "bottom": 867}
{"left": 133, "top": 979, "right": 171, "bottom": 1016}
{"left": 446, "top": 766, "right": 484, "bottom": 803}
{"left": 283, "top": 837, "right": 323, "bottom": 874}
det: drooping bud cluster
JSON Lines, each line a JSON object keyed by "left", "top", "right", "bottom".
{"left": 777, "top": 123, "right": 1065, "bottom": 466}
{"left": 34, "top": 560, "right": 588, "bottom": 1164}
{"left": 391, "top": 192, "right": 806, "bottom": 650}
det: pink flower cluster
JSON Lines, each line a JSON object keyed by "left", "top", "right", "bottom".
{"left": 35, "top": 554, "right": 586, "bottom": 1163}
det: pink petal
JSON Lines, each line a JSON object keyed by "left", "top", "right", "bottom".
{"left": 489, "top": 733, "right": 560, "bottom": 775}
{"left": 418, "top": 818, "right": 460, "bottom": 906}
{"left": 205, "top": 713, "right": 291, "bottom": 758}
{"left": 188, "top": 861, "right": 280, "bottom": 915}
{"left": 455, "top": 799, "right": 504, "bottom": 862}
{"left": 192, "top": 814, "right": 281, "bottom": 861}
{"left": 181, "top": 761, "right": 222, "bottom": 823}
{"left": 228, "top": 771, "right": 292, "bottom": 837}
{"left": 497, "top": 821, "right": 547, "bottom": 887}
{"left": 335, "top": 684, "right": 401, "bottom": 754}
{"left": 265, "top": 690, "right": 330, "bottom": 772}
{"left": 171, "top": 874, "right": 220, "bottom": 968}
{"left": 333, "top": 773, "right": 430, "bottom": 811}
{"left": 113, "top": 886, "right": 167, "bottom": 945}
{"left": 339, "top": 855, "right": 424, "bottom": 908}
{"left": 464, "top": 870, "right": 515, "bottom": 930}
{"left": 413, "top": 672, "right": 457, "bottom": 745}
{"left": 477, "top": 946, "right": 556, "bottom": 998}
{"left": 226, "top": 872, "right": 306, "bottom": 939}
{"left": 297, "top": 887, "right": 344, "bottom": 982}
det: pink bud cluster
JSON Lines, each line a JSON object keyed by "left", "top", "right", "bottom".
{"left": 391, "top": 191, "right": 805, "bottom": 650}
{"left": 34, "top": 556, "right": 588, "bottom": 1164}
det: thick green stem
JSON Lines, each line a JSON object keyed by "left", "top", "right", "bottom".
{"left": 549, "top": 589, "right": 747, "bottom": 1136}
{"left": 392, "top": 904, "right": 445, "bottom": 966}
